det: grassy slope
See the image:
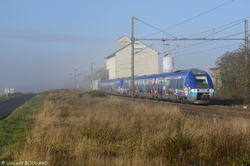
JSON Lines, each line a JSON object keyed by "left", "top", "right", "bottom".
{"left": 0, "top": 95, "right": 44, "bottom": 160}
{"left": 0, "top": 90, "right": 250, "bottom": 165}
{"left": 0, "top": 93, "right": 24, "bottom": 102}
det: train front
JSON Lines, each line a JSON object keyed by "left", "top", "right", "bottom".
{"left": 185, "top": 69, "right": 214, "bottom": 104}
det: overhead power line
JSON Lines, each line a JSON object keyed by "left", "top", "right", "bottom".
{"left": 204, "top": 22, "right": 243, "bottom": 38}
{"left": 166, "top": 0, "right": 235, "bottom": 30}
{"left": 166, "top": 18, "right": 249, "bottom": 53}
{"left": 174, "top": 31, "right": 247, "bottom": 52}
{"left": 136, "top": 18, "right": 177, "bottom": 38}
{"left": 176, "top": 42, "right": 242, "bottom": 57}
{"left": 185, "top": 17, "right": 250, "bottom": 38}
{"left": 145, "top": 0, "right": 235, "bottom": 38}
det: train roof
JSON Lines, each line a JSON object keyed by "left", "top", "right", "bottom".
{"left": 135, "top": 74, "right": 158, "bottom": 79}
{"left": 174, "top": 68, "right": 200, "bottom": 73}
{"left": 170, "top": 69, "right": 208, "bottom": 75}
{"left": 99, "top": 69, "right": 208, "bottom": 83}
{"left": 99, "top": 78, "right": 123, "bottom": 83}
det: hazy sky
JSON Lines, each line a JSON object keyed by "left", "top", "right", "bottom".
{"left": 0, "top": 0, "right": 249, "bottom": 94}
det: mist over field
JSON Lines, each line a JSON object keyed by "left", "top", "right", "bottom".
{"left": 0, "top": 1, "right": 248, "bottom": 95}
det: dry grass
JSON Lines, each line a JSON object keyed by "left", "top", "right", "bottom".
{"left": 2, "top": 90, "right": 250, "bottom": 165}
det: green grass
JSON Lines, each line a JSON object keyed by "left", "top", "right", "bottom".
{"left": 0, "top": 95, "right": 44, "bottom": 160}
{"left": 0, "top": 93, "right": 23, "bottom": 102}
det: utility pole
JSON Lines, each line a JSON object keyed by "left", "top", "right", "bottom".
{"left": 91, "top": 63, "right": 95, "bottom": 90}
{"left": 244, "top": 20, "right": 249, "bottom": 104}
{"left": 162, "top": 39, "right": 170, "bottom": 56}
{"left": 74, "top": 69, "right": 78, "bottom": 90}
{"left": 245, "top": 20, "right": 249, "bottom": 52}
{"left": 131, "top": 17, "right": 135, "bottom": 101}
{"left": 163, "top": 39, "right": 166, "bottom": 56}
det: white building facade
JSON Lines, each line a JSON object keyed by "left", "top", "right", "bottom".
{"left": 163, "top": 55, "right": 175, "bottom": 73}
{"left": 106, "top": 36, "right": 159, "bottom": 79}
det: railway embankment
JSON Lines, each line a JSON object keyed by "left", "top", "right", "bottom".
{"left": 111, "top": 94, "right": 250, "bottom": 119}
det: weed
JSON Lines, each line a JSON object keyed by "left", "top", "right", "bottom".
{"left": 0, "top": 95, "right": 44, "bottom": 160}
{"left": 231, "top": 157, "right": 250, "bottom": 166}
{"left": 83, "top": 90, "right": 107, "bottom": 98}
{"left": 1, "top": 90, "right": 250, "bottom": 166}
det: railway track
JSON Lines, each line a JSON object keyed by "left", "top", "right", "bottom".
{"left": 176, "top": 103, "right": 250, "bottom": 119}
{"left": 108, "top": 95, "right": 250, "bottom": 119}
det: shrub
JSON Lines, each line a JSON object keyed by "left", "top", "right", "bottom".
{"left": 84, "top": 90, "right": 107, "bottom": 98}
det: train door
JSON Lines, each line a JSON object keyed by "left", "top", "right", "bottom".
{"left": 157, "top": 84, "right": 163, "bottom": 99}
{"left": 143, "top": 80, "right": 147, "bottom": 95}
{"left": 165, "top": 78, "right": 170, "bottom": 96}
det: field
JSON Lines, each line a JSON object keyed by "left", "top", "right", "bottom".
{"left": 0, "top": 90, "right": 250, "bottom": 166}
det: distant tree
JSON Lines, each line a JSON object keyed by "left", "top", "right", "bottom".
{"left": 215, "top": 46, "right": 250, "bottom": 102}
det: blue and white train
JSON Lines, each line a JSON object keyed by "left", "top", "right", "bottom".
{"left": 98, "top": 69, "right": 214, "bottom": 104}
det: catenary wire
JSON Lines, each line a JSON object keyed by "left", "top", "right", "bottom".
{"left": 144, "top": 0, "right": 235, "bottom": 38}
{"left": 176, "top": 42, "right": 242, "bottom": 57}
{"left": 136, "top": 18, "right": 177, "bottom": 38}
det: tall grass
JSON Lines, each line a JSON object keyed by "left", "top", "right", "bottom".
{"left": 0, "top": 95, "right": 44, "bottom": 160}
{"left": 1, "top": 90, "right": 250, "bottom": 165}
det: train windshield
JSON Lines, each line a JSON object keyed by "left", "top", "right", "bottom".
{"left": 195, "top": 75, "right": 208, "bottom": 86}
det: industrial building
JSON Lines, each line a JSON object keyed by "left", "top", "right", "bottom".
{"left": 91, "top": 36, "right": 178, "bottom": 90}
{"left": 163, "top": 54, "right": 175, "bottom": 73}
{"left": 105, "top": 36, "right": 159, "bottom": 79}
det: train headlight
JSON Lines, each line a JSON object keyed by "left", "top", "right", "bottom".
{"left": 209, "top": 89, "right": 214, "bottom": 93}
{"left": 190, "top": 89, "right": 198, "bottom": 93}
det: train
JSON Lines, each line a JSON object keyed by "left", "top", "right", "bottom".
{"left": 98, "top": 69, "right": 214, "bottom": 104}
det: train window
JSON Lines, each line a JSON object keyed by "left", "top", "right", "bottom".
{"left": 123, "top": 83, "right": 126, "bottom": 89}
{"left": 170, "top": 79, "right": 176, "bottom": 89}
{"left": 124, "top": 82, "right": 129, "bottom": 89}
{"left": 158, "top": 84, "right": 163, "bottom": 93}
{"left": 172, "top": 80, "right": 174, "bottom": 89}
{"left": 171, "top": 80, "right": 174, "bottom": 89}
{"left": 139, "top": 85, "right": 143, "bottom": 93}
{"left": 146, "top": 85, "right": 151, "bottom": 93}
{"left": 174, "top": 79, "right": 177, "bottom": 89}
{"left": 180, "top": 79, "right": 184, "bottom": 89}
{"left": 169, "top": 80, "right": 172, "bottom": 89}
{"left": 114, "top": 83, "right": 118, "bottom": 89}
{"left": 177, "top": 79, "right": 180, "bottom": 89}
{"left": 195, "top": 75, "right": 208, "bottom": 85}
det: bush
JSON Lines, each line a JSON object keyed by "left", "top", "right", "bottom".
{"left": 215, "top": 47, "right": 250, "bottom": 102}
{"left": 84, "top": 90, "right": 107, "bottom": 98}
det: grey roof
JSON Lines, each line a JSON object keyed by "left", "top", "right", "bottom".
{"left": 105, "top": 42, "right": 131, "bottom": 59}
{"left": 105, "top": 36, "right": 160, "bottom": 59}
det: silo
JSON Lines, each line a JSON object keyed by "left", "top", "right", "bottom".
{"left": 163, "top": 55, "right": 175, "bottom": 73}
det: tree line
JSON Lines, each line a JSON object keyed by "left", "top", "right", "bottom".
{"left": 215, "top": 45, "right": 250, "bottom": 103}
